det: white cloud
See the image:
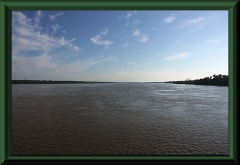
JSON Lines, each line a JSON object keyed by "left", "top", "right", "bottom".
{"left": 90, "top": 28, "right": 113, "bottom": 49}
{"left": 51, "top": 24, "right": 62, "bottom": 33}
{"left": 132, "top": 29, "right": 149, "bottom": 43}
{"left": 133, "top": 29, "right": 140, "bottom": 36}
{"left": 183, "top": 17, "right": 209, "bottom": 35}
{"left": 105, "top": 55, "right": 118, "bottom": 61}
{"left": 73, "top": 46, "right": 80, "bottom": 52}
{"left": 34, "top": 10, "right": 43, "bottom": 28}
{"left": 205, "top": 39, "right": 219, "bottom": 43}
{"left": 12, "top": 11, "right": 85, "bottom": 80}
{"left": 156, "top": 16, "right": 206, "bottom": 31}
{"left": 119, "top": 11, "right": 137, "bottom": 19}
{"left": 125, "top": 19, "right": 140, "bottom": 26}
{"left": 126, "top": 12, "right": 132, "bottom": 18}
{"left": 12, "top": 11, "right": 80, "bottom": 54}
{"left": 12, "top": 11, "right": 30, "bottom": 25}
{"left": 62, "top": 31, "right": 66, "bottom": 33}
{"left": 173, "top": 17, "right": 206, "bottom": 30}
{"left": 162, "top": 52, "right": 191, "bottom": 61}
{"left": 37, "top": 10, "right": 42, "bottom": 16}
{"left": 127, "top": 62, "right": 137, "bottom": 65}
{"left": 49, "top": 12, "right": 64, "bottom": 20}
{"left": 176, "top": 40, "right": 182, "bottom": 42}
{"left": 12, "top": 13, "right": 117, "bottom": 80}
{"left": 187, "top": 17, "right": 205, "bottom": 24}
{"left": 100, "top": 28, "right": 108, "bottom": 35}
{"left": 112, "top": 33, "right": 126, "bottom": 40}
{"left": 127, "top": 62, "right": 138, "bottom": 68}
{"left": 121, "top": 43, "right": 129, "bottom": 47}
{"left": 163, "top": 14, "right": 176, "bottom": 23}
{"left": 12, "top": 11, "right": 82, "bottom": 75}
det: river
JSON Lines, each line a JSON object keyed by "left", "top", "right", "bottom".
{"left": 12, "top": 83, "right": 228, "bottom": 155}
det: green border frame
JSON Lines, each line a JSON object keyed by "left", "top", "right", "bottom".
{"left": 0, "top": 0, "right": 238, "bottom": 164}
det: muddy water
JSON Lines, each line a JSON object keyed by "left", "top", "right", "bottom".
{"left": 12, "top": 83, "right": 228, "bottom": 155}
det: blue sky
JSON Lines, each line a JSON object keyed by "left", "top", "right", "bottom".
{"left": 12, "top": 10, "right": 228, "bottom": 82}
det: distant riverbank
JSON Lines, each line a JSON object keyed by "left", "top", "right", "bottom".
{"left": 164, "top": 74, "right": 228, "bottom": 86}
{"left": 12, "top": 80, "right": 116, "bottom": 84}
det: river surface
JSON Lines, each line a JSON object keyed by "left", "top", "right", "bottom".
{"left": 12, "top": 83, "right": 228, "bottom": 155}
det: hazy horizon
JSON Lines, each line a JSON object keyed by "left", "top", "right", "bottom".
{"left": 12, "top": 10, "right": 228, "bottom": 82}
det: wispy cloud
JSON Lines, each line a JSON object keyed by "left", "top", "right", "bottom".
{"left": 100, "top": 28, "right": 108, "bottom": 35}
{"left": 178, "top": 10, "right": 187, "bottom": 13}
{"left": 61, "top": 55, "right": 118, "bottom": 73}
{"left": 112, "top": 33, "right": 126, "bottom": 40}
{"left": 121, "top": 43, "right": 129, "bottom": 47}
{"left": 51, "top": 24, "right": 62, "bottom": 33}
{"left": 12, "top": 12, "right": 117, "bottom": 80}
{"left": 64, "top": 55, "right": 119, "bottom": 72}
{"left": 125, "top": 19, "right": 140, "bottom": 26}
{"left": 205, "top": 39, "right": 219, "bottom": 43}
{"left": 105, "top": 55, "right": 118, "bottom": 61}
{"left": 127, "top": 62, "right": 138, "bottom": 68}
{"left": 132, "top": 29, "right": 149, "bottom": 43}
{"left": 34, "top": 10, "right": 44, "bottom": 29}
{"left": 12, "top": 54, "right": 119, "bottom": 80}
{"left": 176, "top": 40, "right": 182, "bottom": 43}
{"left": 73, "top": 45, "right": 80, "bottom": 52}
{"left": 12, "top": 11, "right": 80, "bottom": 54}
{"left": 49, "top": 12, "right": 64, "bottom": 20}
{"left": 163, "top": 14, "right": 176, "bottom": 23}
{"left": 152, "top": 16, "right": 206, "bottom": 31}
{"left": 182, "top": 17, "right": 209, "bottom": 35}
{"left": 12, "top": 10, "right": 81, "bottom": 76}
{"left": 119, "top": 11, "right": 137, "bottom": 19}
{"left": 167, "top": 17, "right": 206, "bottom": 29}
{"left": 90, "top": 28, "right": 113, "bottom": 49}
{"left": 162, "top": 52, "right": 191, "bottom": 61}
{"left": 126, "top": 12, "right": 133, "bottom": 19}
{"left": 186, "top": 17, "right": 205, "bottom": 24}
{"left": 62, "top": 31, "right": 66, "bottom": 33}
{"left": 150, "top": 28, "right": 160, "bottom": 30}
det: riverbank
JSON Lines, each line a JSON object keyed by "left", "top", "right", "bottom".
{"left": 12, "top": 80, "right": 116, "bottom": 84}
{"left": 164, "top": 74, "right": 228, "bottom": 86}
{"left": 164, "top": 81, "right": 228, "bottom": 86}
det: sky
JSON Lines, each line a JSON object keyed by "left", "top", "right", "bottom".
{"left": 12, "top": 10, "right": 228, "bottom": 82}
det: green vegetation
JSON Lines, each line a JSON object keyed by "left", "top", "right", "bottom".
{"left": 165, "top": 74, "right": 228, "bottom": 86}
{"left": 12, "top": 80, "right": 115, "bottom": 84}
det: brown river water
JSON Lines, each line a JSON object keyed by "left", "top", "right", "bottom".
{"left": 12, "top": 83, "right": 228, "bottom": 155}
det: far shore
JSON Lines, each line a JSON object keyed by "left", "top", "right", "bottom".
{"left": 12, "top": 74, "right": 228, "bottom": 86}
{"left": 12, "top": 80, "right": 117, "bottom": 84}
{"left": 163, "top": 74, "right": 228, "bottom": 86}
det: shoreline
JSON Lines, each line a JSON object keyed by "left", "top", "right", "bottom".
{"left": 12, "top": 80, "right": 117, "bottom": 84}
{"left": 164, "top": 82, "right": 228, "bottom": 87}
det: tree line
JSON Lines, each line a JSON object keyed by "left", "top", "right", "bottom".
{"left": 12, "top": 80, "right": 114, "bottom": 84}
{"left": 166, "top": 74, "right": 228, "bottom": 86}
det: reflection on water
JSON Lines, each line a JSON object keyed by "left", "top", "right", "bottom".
{"left": 12, "top": 83, "right": 228, "bottom": 155}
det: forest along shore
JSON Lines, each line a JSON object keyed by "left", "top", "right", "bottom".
{"left": 165, "top": 74, "right": 228, "bottom": 86}
{"left": 12, "top": 80, "right": 116, "bottom": 84}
